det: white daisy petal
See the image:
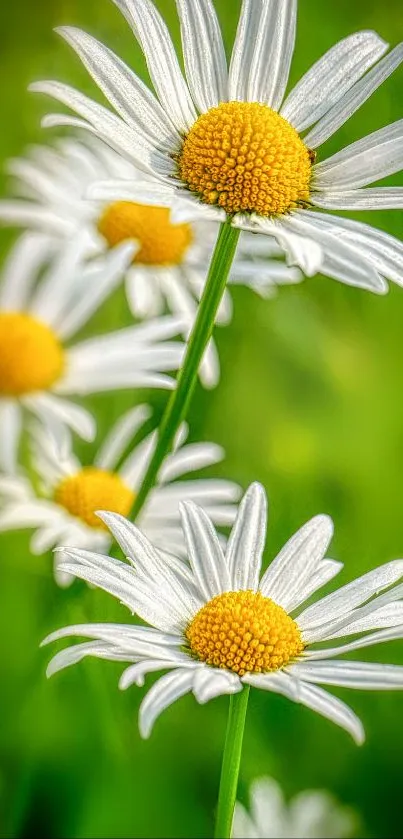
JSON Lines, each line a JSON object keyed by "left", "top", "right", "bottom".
{"left": 30, "top": 521, "right": 73, "bottom": 555}
{"left": 304, "top": 623, "right": 403, "bottom": 660}
{"left": 158, "top": 442, "right": 224, "bottom": 484}
{"left": 0, "top": 233, "right": 52, "bottom": 311}
{"left": 88, "top": 177, "right": 174, "bottom": 206}
{"left": 314, "top": 119, "right": 403, "bottom": 190}
{"left": 56, "top": 26, "right": 180, "bottom": 148}
{"left": 312, "top": 187, "right": 403, "bottom": 211}
{"left": 252, "top": 217, "right": 323, "bottom": 277}
{"left": 0, "top": 201, "right": 75, "bottom": 236}
{"left": 248, "top": 0, "right": 296, "bottom": 108}
{"left": 228, "top": 0, "right": 261, "bottom": 101}
{"left": 96, "top": 405, "right": 152, "bottom": 471}
{"left": 228, "top": 0, "right": 296, "bottom": 108}
{"left": 192, "top": 667, "right": 242, "bottom": 703}
{"left": 290, "top": 660, "right": 403, "bottom": 690}
{"left": 42, "top": 622, "right": 183, "bottom": 649}
{"left": 96, "top": 512, "right": 199, "bottom": 618}
{"left": 176, "top": 0, "right": 227, "bottom": 112}
{"left": 232, "top": 803, "right": 259, "bottom": 839}
{"left": 55, "top": 243, "right": 135, "bottom": 340}
{"left": 281, "top": 31, "right": 388, "bottom": 132}
{"left": 47, "top": 640, "right": 134, "bottom": 678}
{"left": 0, "top": 475, "right": 32, "bottom": 500}
{"left": 226, "top": 483, "right": 267, "bottom": 591}
{"left": 112, "top": 0, "right": 197, "bottom": 132}
{"left": 119, "top": 657, "right": 192, "bottom": 689}
{"left": 302, "top": 581, "right": 403, "bottom": 644}
{"left": 56, "top": 552, "right": 186, "bottom": 632}
{"left": 287, "top": 559, "right": 343, "bottom": 613}
{"left": 281, "top": 213, "right": 386, "bottom": 293}
{"left": 0, "top": 401, "right": 22, "bottom": 474}
{"left": 326, "top": 601, "right": 403, "bottom": 640}
{"left": 179, "top": 501, "right": 231, "bottom": 599}
{"left": 246, "top": 672, "right": 365, "bottom": 744}
{"left": 299, "top": 210, "right": 403, "bottom": 287}
{"left": 28, "top": 232, "right": 92, "bottom": 326}
{"left": 305, "top": 42, "right": 403, "bottom": 148}
{"left": 298, "top": 560, "right": 403, "bottom": 634}
{"left": 259, "top": 515, "right": 333, "bottom": 609}
{"left": 30, "top": 81, "right": 172, "bottom": 179}
{"left": 119, "top": 431, "right": 157, "bottom": 489}
{"left": 139, "top": 668, "right": 195, "bottom": 738}
{"left": 24, "top": 394, "right": 96, "bottom": 442}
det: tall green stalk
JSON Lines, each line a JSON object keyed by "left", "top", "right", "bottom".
{"left": 214, "top": 687, "right": 250, "bottom": 838}
{"left": 131, "top": 221, "right": 240, "bottom": 519}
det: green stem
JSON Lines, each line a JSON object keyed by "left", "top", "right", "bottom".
{"left": 214, "top": 686, "right": 250, "bottom": 839}
{"left": 131, "top": 221, "right": 240, "bottom": 519}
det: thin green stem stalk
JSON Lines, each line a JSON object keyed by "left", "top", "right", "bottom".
{"left": 131, "top": 221, "right": 240, "bottom": 519}
{"left": 214, "top": 686, "right": 250, "bottom": 839}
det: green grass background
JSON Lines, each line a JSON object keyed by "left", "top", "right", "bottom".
{"left": 1, "top": 1, "right": 403, "bottom": 836}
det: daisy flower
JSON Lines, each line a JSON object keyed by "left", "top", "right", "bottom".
{"left": 43, "top": 483, "right": 403, "bottom": 741}
{"left": 232, "top": 776, "right": 355, "bottom": 839}
{"left": 0, "top": 136, "right": 301, "bottom": 386}
{"left": 0, "top": 406, "right": 240, "bottom": 585}
{"left": 30, "top": 0, "right": 403, "bottom": 292}
{"left": 0, "top": 232, "right": 185, "bottom": 472}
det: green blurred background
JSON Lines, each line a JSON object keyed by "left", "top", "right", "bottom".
{"left": 1, "top": 1, "right": 403, "bottom": 836}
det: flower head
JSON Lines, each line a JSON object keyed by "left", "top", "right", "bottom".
{"left": 0, "top": 136, "right": 301, "bottom": 387}
{"left": 0, "top": 408, "right": 240, "bottom": 585}
{"left": 232, "top": 776, "right": 356, "bottom": 839}
{"left": 44, "top": 483, "right": 403, "bottom": 740}
{"left": 30, "top": 0, "right": 403, "bottom": 292}
{"left": 0, "top": 233, "right": 185, "bottom": 472}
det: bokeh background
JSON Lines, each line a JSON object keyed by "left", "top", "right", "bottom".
{"left": 1, "top": 1, "right": 403, "bottom": 836}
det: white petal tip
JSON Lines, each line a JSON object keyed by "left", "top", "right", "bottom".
{"left": 354, "top": 726, "right": 366, "bottom": 747}
{"left": 139, "top": 723, "right": 151, "bottom": 740}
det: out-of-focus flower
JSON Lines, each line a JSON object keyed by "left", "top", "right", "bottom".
{"left": 232, "top": 776, "right": 356, "bottom": 838}
{"left": 31, "top": 0, "right": 403, "bottom": 291}
{"left": 0, "top": 136, "right": 301, "bottom": 387}
{"left": 0, "top": 233, "right": 184, "bottom": 472}
{"left": 0, "top": 407, "right": 240, "bottom": 585}
{"left": 43, "top": 483, "right": 403, "bottom": 739}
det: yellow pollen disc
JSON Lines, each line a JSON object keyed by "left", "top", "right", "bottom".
{"left": 186, "top": 590, "right": 304, "bottom": 676}
{"left": 178, "top": 101, "right": 312, "bottom": 217}
{"left": 54, "top": 467, "right": 135, "bottom": 530}
{"left": 98, "top": 201, "right": 193, "bottom": 265}
{"left": 0, "top": 312, "right": 64, "bottom": 396}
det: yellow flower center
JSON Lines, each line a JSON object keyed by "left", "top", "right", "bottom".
{"left": 54, "top": 467, "right": 135, "bottom": 530}
{"left": 178, "top": 101, "right": 312, "bottom": 217}
{"left": 0, "top": 312, "right": 64, "bottom": 396}
{"left": 186, "top": 590, "right": 304, "bottom": 676}
{"left": 98, "top": 202, "right": 193, "bottom": 265}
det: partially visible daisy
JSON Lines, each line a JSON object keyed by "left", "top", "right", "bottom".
{"left": 0, "top": 406, "right": 240, "bottom": 585}
{"left": 43, "top": 483, "right": 403, "bottom": 741}
{"left": 31, "top": 0, "right": 403, "bottom": 291}
{"left": 0, "top": 233, "right": 184, "bottom": 472}
{"left": 0, "top": 136, "right": 301, "bottom": 386}
{"left": 233, "top": 776, "right": 356, "bottom": 839}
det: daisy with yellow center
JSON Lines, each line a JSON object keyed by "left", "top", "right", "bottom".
{"left": 30, "top": 0, "right": 403, "bottom": 291}
{"left": 0, "top": 406, "right": 240, "bottom": 586}
{"left": 43, "top": 483, "right": 403, "bottom": 741}
{"left": 0, "top": 232, "right": 185, "bottom": 473}
{"left": 0, "top": 136, "right": 301, "bottom": 386}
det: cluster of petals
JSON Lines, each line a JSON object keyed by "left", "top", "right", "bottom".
{"left": 232, "top": 776, "right": 356, "bottom": 839}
